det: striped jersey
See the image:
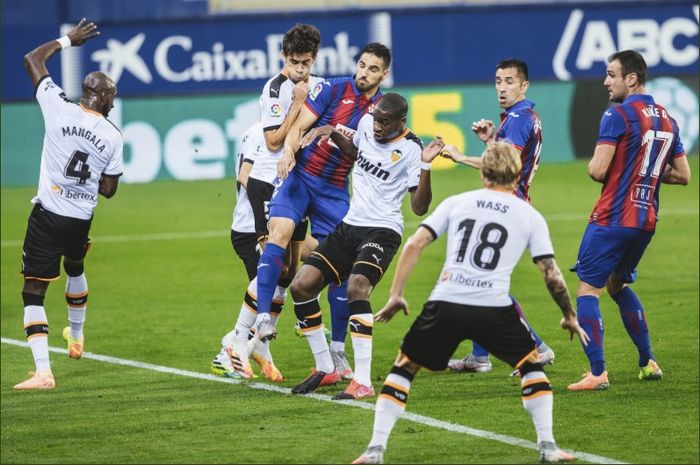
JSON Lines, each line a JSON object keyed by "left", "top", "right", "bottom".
{"left": 344, "top": 114, "right": 423, "bottom": 235}
{"left": 422, "top": 188, "right": 553, "bottom": 307}
{"left": 495, "top": 98, "right": 542, "bottom": 203}
{"left": 254, "top": 73, "right": 324, "bottom": 184}
{"left": 32, "top": 76, "right": 123, "bottom": 220}
{"left": 231, "top": 123, "right": 263, "bottom": 233}
{"left": 299, "top": 76, "right": 383, "bottom": 189}
{"left": 590, "top": 94, "right": 685, "bottom": 232}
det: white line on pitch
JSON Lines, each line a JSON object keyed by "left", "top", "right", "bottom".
{"left": 2, "top": 337, "right": 625, "bottom": 464}
{"left": 2, "top": 208, "right": 697, "bottom": 248}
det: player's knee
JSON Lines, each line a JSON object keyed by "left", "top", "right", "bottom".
{"left": 22, "top": 290, "right": 45, "bottom": 307}
{"left": 267, "top": 219, "right": 295, "bottom": 247}
{"left": 347, "top": 274, "right": 372, "bottom": 301}
{"left": 63, "top": 258, "right": 84, "bottom": 277}
{"left": 605, "top": 275, "right": 625, "bottom": 296}
{"left": 518, "top": 361, "right": 545, "bottom": 377}
{"left": 22, "top": 279, "right": 48, "bottom": 298}
{"left": 289, "top": 274, "right": 315, "bottom": 302}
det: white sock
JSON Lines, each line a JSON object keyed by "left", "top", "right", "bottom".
{"left": 350, "top": 313, "right": 373, "bottom": 386}
{"left": 305, "top": 327, "right": 334, "bottom": 373}
{"left": 521, "top": 371, "right": 555, "bottom": 444}
{"left": 24, "top": 305, "right": 51, "bottom": 372}
{"left": 65, "top": 273, "right": 88, "bottom": 340}
{"left": 330, "top": 340, "right": 345, "bottom": 353}
{"left": 369, "top": 373, "right": 411, "bottom": 449}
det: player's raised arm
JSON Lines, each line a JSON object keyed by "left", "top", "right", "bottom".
{"left": 534, "top": 256, "right": 589, "bottom": 345}
{"left": 440, "top": 144, "right": 483, "bottom": 170}
{"left": 24, "top": 18, "right": 99, "bottom": 88}
{"left": 278, "top": 105, "right": 319, "bottom": 180}
{"left": 409, "top": 139, "right": 443, "bottom": 215}
{"left": 264, "top": 81, "right": 310, "bottom": 153}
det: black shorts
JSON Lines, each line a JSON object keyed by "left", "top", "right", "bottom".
{"left": 401, "top": 300, "right": 537, "bottom": 371}
{"left": 246, "top": 177, "right": 308, "bottom": 241}
{"left": 21, "top": 203, "right": 92, "bottom": 281}
{"left": 306, "top": 222, "right": 402, "bottom": 286}
{"left": 246, "top": 177, "right": 274, "bottom": 237}
{"left": 231, "top": 230, "right": 260, "bottom": 281}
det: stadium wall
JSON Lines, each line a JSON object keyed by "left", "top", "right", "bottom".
{"left": 1, "top": 1, "right": 697, "bottom": 186}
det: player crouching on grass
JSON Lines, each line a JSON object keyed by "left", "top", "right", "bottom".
{"left": 353, "top": 141, "right": 588, "bottom": 464}
{"left": 15, "top": 19, "right": 123, "bottom": 390}
{"left": 287, "top": 93, "right": 444, "bottom": 399}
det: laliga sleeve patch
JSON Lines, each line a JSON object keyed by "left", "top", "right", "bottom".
{"left": 309, "top": 82, "right": 324, "bottom": 101}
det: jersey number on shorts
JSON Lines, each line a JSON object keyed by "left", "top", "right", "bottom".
{"left": 64, "top": 150, "right": 92, "bottom": 185}
{"left": 456, "top": 219, "right": 508, "bottom": 270}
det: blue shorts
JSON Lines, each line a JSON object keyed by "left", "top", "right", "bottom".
{"left": 269, "top": 169, "right": 349, "bottom": 239}
{"left": 572, "top": 223, "right": 654, "bottom": 288}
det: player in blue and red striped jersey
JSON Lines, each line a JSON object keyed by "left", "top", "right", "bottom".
{"left": 252, "top": 43, "right": 391, "bottom": 383}
{"left": 442, "top": 59, "right": 554, "bottom": 374}
{"left": 568, "top": 50, "right": 691, "bottom": 391}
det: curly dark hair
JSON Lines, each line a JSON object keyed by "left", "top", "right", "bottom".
{"left": 282, "top": 23, "right": 321, "bottom": 58}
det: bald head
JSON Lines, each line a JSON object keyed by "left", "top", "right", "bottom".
{"left": 81, "top": 71, "right": 116, "bottom": 117}
{"left": 375, "top": 93, "right": 407, "bottom": 120}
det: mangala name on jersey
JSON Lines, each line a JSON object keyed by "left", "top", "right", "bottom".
{"left": 61, "top": 126, "right": 107, "bottom": 153}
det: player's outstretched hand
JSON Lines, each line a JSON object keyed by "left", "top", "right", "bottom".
{"left": 67, "top": 18, "right": 100, "bottom": 47}
{"left": 439, "top": 144, "right": 462, "bottom": 162}
{"left": 560, "top": 315, "right": 590, "bottom": 346}
{"left": 422, "top": 138, "right": 446, "bottom": 162}
{"left": 375, "top": 295, "right": 409, "bottom": 323}
{"left": 471, "top": 119, "right": 495, "bottom": 142}
{"left": 277, "top": 152, "right": 296, "bottom": 180}
{"left": 300, "top": 125, "right": 333, "bottom": 148}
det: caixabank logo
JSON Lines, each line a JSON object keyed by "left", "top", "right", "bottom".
{"left": 82, "top": 26, "right": 360, "bottom": 95}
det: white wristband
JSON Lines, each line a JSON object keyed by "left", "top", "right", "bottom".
{"left": 56, "top": 36, "right": 72, "bottom": 50}
{"left": 420, "top": 161, "right": 432, "bottom": 171}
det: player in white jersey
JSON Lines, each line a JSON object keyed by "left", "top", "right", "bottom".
{"left": 212, "top": 24, "right": 322, "bottom": 382}
{"left": 286, "top": 93, "right": 445, "bottom": 398}
{"left": 15, "top": 19, "right": 124, "bottom": 390}
{"left": 352, "top": 141, "right": 589, "bottom": 464}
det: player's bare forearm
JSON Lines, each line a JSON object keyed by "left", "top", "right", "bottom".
{"left": 662, "top": 156, "right": 691, "bottom": 185}
{"left": 238, "top": 161, "right": 253, "bottom": 189}
{"left": 588, "top": 144, "right": 615, "bottom": 183}
{"left": 536, "top": 257, "right": 575, "bottom": 317}
{"left": 409, "top": 173, "right": 431, "bottom": 215}
{"left": 98, "top": 175, "right": 119, "bottom": 199}
{"left": 265, "top": 101, "right": 305, "bottom": 152}
{"left": 329, "top": 130, "right": 358, "bottom": 161}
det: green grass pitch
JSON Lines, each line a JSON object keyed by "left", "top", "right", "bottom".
{"left": 1, "top": 158, "right": 698, "bottom": 464}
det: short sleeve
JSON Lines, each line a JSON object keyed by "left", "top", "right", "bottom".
{"left": 406, "top": 144, "right": 422, "bottom": 190}
{"left": 103, "top": 137, "right": 124, "bottom": 177}
{"left": 260, "top": 85, "right": 287, "bottom": 132}
{"left": 305, "top": 80, "right": 333, "bottom": 117}
{"left": 503, "top": 116, "right": 531, "bottom": 150}
{"left": 596, "top": 108, "right": 626, "bottom": 145}
{"left": 35, "top": 76, "right": 70, "bottom": 124}
{"left": 420, "top": 196, "right": 455, "bottom": 240}
{"left": 527, "top": 209, "right": 554, "bottom": 259}
{"left": 671, "top": 117, "right": 686, "bottom": 159}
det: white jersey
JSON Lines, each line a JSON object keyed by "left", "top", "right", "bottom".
{"left": 343, "top": 114, "right": 423, "bottom": 235}
{"left": 231, "top": 123, "right": 264, "bottom": 233}
{"left": 32, "top": 77, "right": 123, "bottom": 220}
{"left": 422, "top": 188, "right": 554, "bottom": 307}
{"left": 252, "top": 73, "right": 324, "bottom": 184}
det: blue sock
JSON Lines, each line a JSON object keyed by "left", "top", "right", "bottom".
{"left": 611, "top": 287, "right": 653, "bottom": 367}
{"left": 472, "top": 342, "right": 489, "bottom": 357}
{"left": 256, "top": 243, "right": 285, "bottom": 314}
{"left": 328, "top": 280, "right": 349, "bottom": 343}
{"left": 576, "top": 295, "right": 606, "bottom": 375}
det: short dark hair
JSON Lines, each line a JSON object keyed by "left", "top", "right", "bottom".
{"left": 608, "top": 50, "right": 647, "bottom": 84}
{"left": 376, "top": 92, "right": 408, "bottom": 119}
{"left": 496, "top": 58, "right": 528, "bottom": 82}
{"left": 359, "top": 42, "right": 391, "bottom": 68}
{"left": 282, "top": 24, "right": 321, "bottom": 57}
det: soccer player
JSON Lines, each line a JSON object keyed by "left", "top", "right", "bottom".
{"left": 15, "top": 19, "right": 123, "bottom": 390}
{"left": 441, "top": 58, "right": 554, "bottom": 373}
{"left": 252, "top": 43, "right": 391, "bottom": 362}
{"left": 567, "top": 50, "right": 691, "bottom": 391}
{"left": 352, "top": 141, "right": 587, "bottom": 464}
{"left": 212, "top": 24, "right": 323, "bottom": 381}
{"left": 288, "top": 93, "right": 444, "bottom": 398}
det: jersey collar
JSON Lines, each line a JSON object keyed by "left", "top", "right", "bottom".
{"left": 623, "top": 94, "right": 654, "bottom": 105}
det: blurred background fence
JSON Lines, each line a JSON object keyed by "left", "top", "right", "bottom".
{"left": 2, "top": 0, "right": 697, "bottom": 186}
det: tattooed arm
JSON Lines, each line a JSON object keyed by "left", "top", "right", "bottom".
{"left": 535, "top": 256, "right": 590, "bottom": 345}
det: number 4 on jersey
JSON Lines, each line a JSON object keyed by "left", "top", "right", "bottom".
{"left": 65, "top": 150, "right": 91, "bottom": 184}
